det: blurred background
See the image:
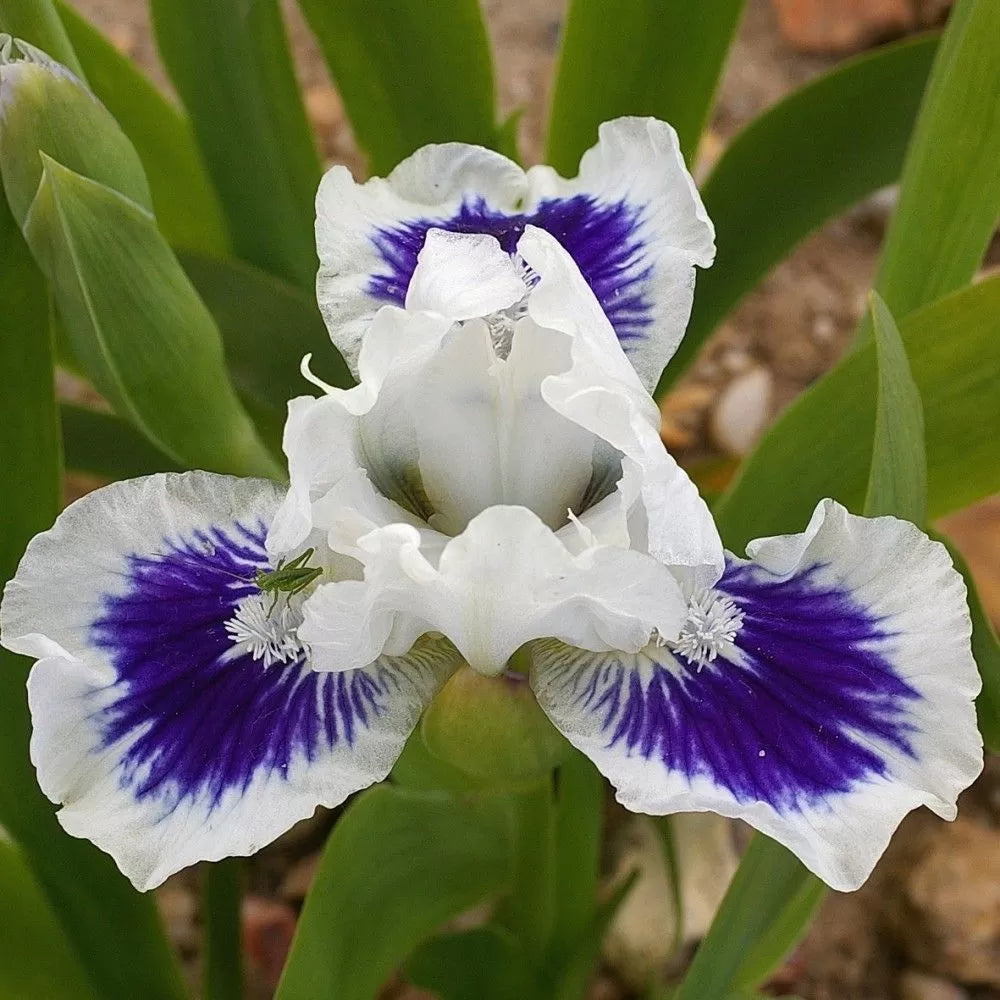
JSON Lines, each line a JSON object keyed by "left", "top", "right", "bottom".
{"left": 58, "top": 1, "right": 1000, "bottom": 997}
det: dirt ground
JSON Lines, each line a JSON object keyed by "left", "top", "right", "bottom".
{"left": 54, "top": 1, "right": 1000, "bottom": 997}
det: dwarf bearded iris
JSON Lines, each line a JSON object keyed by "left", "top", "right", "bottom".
{"left": 0, "top": 119, "right": 982, "bottom": 893}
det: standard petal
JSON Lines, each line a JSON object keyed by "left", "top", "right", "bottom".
{"left": 1, "top": 472, "right": 457, "bottom": 889}
{"left": 315, "top": 118, "right": 712, "bottom": 387}
{"left": 300, "top": 504, "right": 688, "bottom": 678}
{"left": 527, "top": 117, "right": 715, "bottom": 389}
{"left": 530, "top": 500, "right": 982, "bottom": 891}
{"left": 519, "top": 226, "right": 724, "bottom": 583}
{"left": 315, "top": 144, "right": 527, "bottom": 372}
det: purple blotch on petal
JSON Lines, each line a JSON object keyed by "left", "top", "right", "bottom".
{"left": 368, "top": 194, "right": 653, "bottom": 346}
{"left": 91, "top": 522, "right": 397, "bottom": 814}
{"left": 561, "top": 560, "right": 919, "bottom": 812}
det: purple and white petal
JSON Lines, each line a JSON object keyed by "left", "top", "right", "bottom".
{"left": 526, "top": 118, "right": 715, "bottom": 390}
{"left": 530, "top": 500, "right": 982, "bottom": 891}
{"left": 316, "top": 145, "right": 527, "bottom": 371}
{"left": 1, "top": 473, "right": 458, "bottom": 890}
{"left": 315, "top": 117, "right": 713, "bottom": 390}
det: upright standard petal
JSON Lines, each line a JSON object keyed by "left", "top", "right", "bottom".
{"left": 315, "top": 117, "right": 714, "bottom": 390}
{"left": 1, "top": 473, "right": 458, "bottom": 890}
{"left": 530, "top": 500, "right": 983, "bottom": 890}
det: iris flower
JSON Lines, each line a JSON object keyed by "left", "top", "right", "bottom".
{"left": 0, "top": 121, "right": 981, "bottom": 894}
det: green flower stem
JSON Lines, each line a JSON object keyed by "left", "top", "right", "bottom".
{"left": 203, "top": 858, "right": 244, "bottom": 1000}
{"left": 498, "top": 776, "right": 557, "bottom": 968}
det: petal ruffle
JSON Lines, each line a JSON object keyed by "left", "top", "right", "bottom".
{"left": 529, "top": 500, "right": 982, "bottom": 890}
{"left": 315, "top": 117, "right": 713, "bottom": 390}
{"left": 300, "top": 504, "right": 688, "bottom": 678}
{"left": 1, "top": 472, "right": 458, "bottom": 889}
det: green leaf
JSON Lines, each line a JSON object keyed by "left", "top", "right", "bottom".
{"left": 673, "top": 835, "right": 823, "bottom": 1000}
{"left": 0, "top": 839, "right": 97, "bottom": 1000}
{"left": 275, "top": 786, "right": 513, "bottom": 1000}
{"left": 180, "top": 250, "right": 354, "bottom": 425}
{"left": 406, "top": 927, "right": 539, "bottom": 1000}
{"left": 150, "top": 0, "right": 320, "bottom": 288}
{"left": 203, "top": 860, "right": 243, "bottom": 1000}
{"left": 937, "top": 537, "right": 1000, "bottom": 753}
{"left": 546, "top": 0, "right": 746, "bottom": 171}
{"left": 0, "top": 0, "right": 81, "bottom": 75}
{"left": 546, "top": 752, "right": 603, "bottom": 996}
{"left": 0, "top": 198, "right": 186, "bottom": 1000}
{"left": 61, "top": 405, "right": 180, "bottom": 479}
{"left": 864, "top": 0, "right": 1000, "bottom": 338}
{"left": 22, "top": 157, "right": 279, "bottom": 477}
{"left": 715, "top": 276, "right": 1000, "bottom": 552}
{"left": 53, "top": 0, "right": 229, "bottom": 256}
{"left": 656, "top": 34, "right": 938, "bottom": 396}
{"left": 863, "top": 291, "right": 927, "bottom": 523}
{"left": 0, "top": 45, "right": 152, "bottom": 227}
{"left": 297, "top": 0, "right": 498, "bottom": 174}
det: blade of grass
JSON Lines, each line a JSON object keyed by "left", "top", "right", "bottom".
{"left": 150, "top": 0, "right": 320, "bottom": 288}
{"left": 54, "top": 0, "right": 229, "bottom": 255}
{"left": 297, "top": 0, "right": 499, "bottom": 174}
{"left": 546, "top": 0, "right": 746, "bottom": 170}
{"left": 656, "top": 34, "right": 938, "bottom": 396}
{"left": 862, "top": 0, "right": 1000, "bottom": 339}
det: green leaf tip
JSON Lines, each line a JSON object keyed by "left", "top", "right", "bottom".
{"left": 864, "top": 290, "right": 928, "bottom": 524}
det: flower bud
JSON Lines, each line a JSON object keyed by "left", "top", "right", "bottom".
{"left": 0, "top": 35, "right": 149, "bottom": 226}
{"left": 420, "top": 665, "right": 571, "bottom": 785}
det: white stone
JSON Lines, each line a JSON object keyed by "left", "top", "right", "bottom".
{"left": 710, "top": 366, "right": 774, "bottom": 456}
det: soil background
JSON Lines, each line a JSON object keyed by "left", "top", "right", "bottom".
{"left": 55, "top": 1, "right": 1000, "bottom": 998}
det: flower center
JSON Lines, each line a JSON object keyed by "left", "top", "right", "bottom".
{"left": 225, "top": 593, "right": 306, "bottom": 667}
{"left": 664, "top": 589, "right": 744, "bottom": 670}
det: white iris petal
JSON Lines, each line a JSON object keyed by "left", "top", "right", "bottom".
{"left": 278, "top": 227, "right": 722, "bottom": 677}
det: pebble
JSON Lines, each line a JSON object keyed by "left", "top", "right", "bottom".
{"left": 891, "top": 818, "right": 1000, "bottom": 987}
{"left": 709, "top": 367, "right": 773, "bottom": 456}
{"left": 771, "top": 0, "right": 914, "bottom": 54}
{"left": 898, "top": 969, "right": 969, "bottom": 1000}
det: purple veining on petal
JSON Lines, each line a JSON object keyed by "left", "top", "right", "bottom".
{"left": 90, "top": 522, "right": 402, "bottom": 813}
{"left": 368, "top": 194, "right": 653, "bottom": 346}
{"left": 552, "top": 561, "right": 919, "bottom": 811}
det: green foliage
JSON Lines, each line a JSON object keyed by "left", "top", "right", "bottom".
{"left": 0, "top": 199, "right": 185, "bottom": 1000}
{"left": 864, "top": 292, "right": 927, "bottom": 523}
{"left": 864, "top": 0, "right": 1000, "bottom": 337}
{"left": 658, "top": 34, "right": 938, "bottom": 395}
{"left": 180, "top": 250, "right": 353, "bottom": 429}
{"left": 22, "top": 158, "right": 279, "bottom": 476}
{"left": 60, "top": 405, "right": 180, "bottom": 479}
{"left": 673, "top": 835, "right": 823, "bottom": 1000}
{"left": 150, "top": 0, "right": 320, "bottom": 288}
{"left": 715, "top": 276, "right": 1000, "bottom": 552}
{"left": 53, "top": 1, "right": 229, "bottom": 255}
{"left": 0, "top": 840, "right": 97, "bottom": 1000}
{"left": 275, "top": 785, "right": 513, "bottom": 1000}
{"left": 203, "top": 860, "right": 243, "bottom": 1000}
{"left": 407, "top": 927, "right": 538, "bottom": 1000}
{"left": 0, "top": 0, "right": 80, "bottom": 75}
{"left": 297, "top": 0, "right": 498, "bottom": 174}
{"left": 547, "top": 0, "right": 746, "bottom": 170}
{"left": 0, "top": 48, "right": 151, "bottom": 225}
